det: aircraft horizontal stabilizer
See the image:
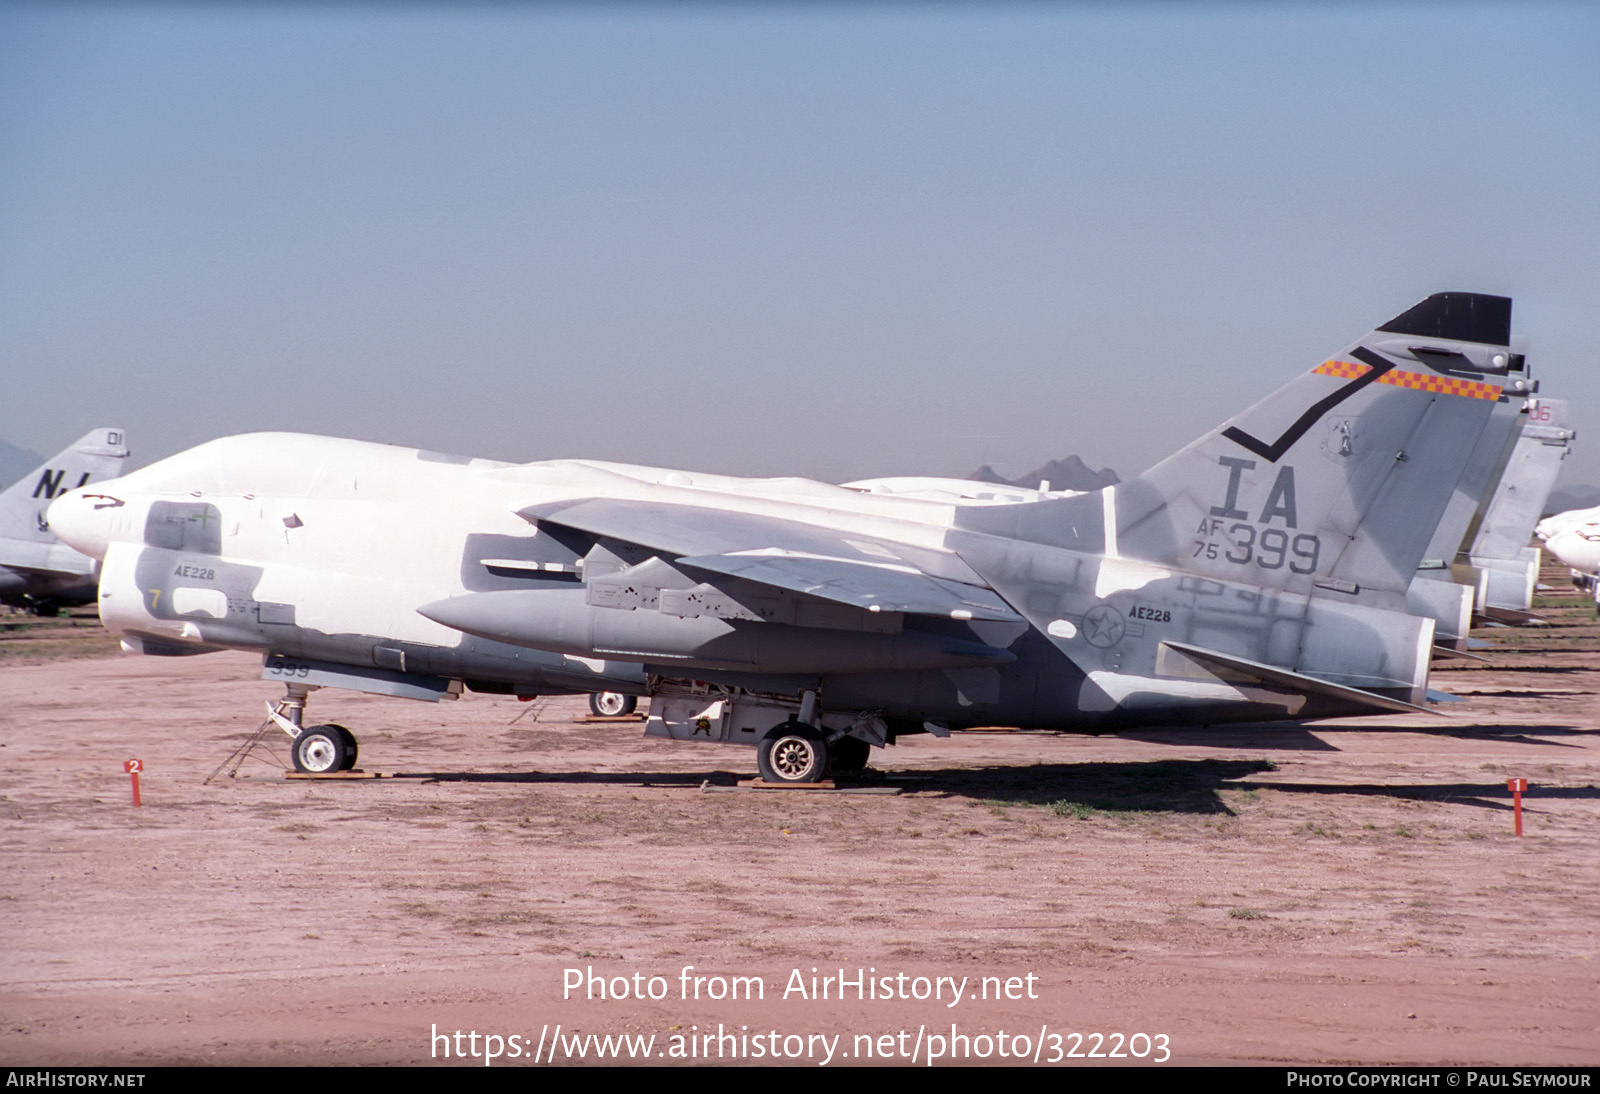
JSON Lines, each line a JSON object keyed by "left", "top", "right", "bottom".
{"left": 1159, "top": 640, "right": 1441, "bottom": 718}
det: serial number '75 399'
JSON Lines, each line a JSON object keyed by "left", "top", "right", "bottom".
{"left": 1192, "top": 520, "right": 1321, "bottom": 575}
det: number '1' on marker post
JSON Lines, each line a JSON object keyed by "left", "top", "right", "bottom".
{"left": 125, "top": 759, "right": 142, "bottom": 807}
{"left": 1507, "top": 777, "right": 1527, "bottom": 836}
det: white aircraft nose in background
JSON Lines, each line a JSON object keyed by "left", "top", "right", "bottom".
{"left": 46, "top": 483, "right": 125, "bottom": 562}
{"left": 1536, "top": 506, "right": 1600, "bottom": 544}
{"left": 1535, "top": 504, "right": 1600, "bottom": 579}
{"left": 1544, "top": 523, "right": 1600, "bottom": 577}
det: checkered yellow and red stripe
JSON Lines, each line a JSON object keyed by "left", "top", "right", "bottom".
{"left": 1312, "top": 359, "right": 1500, "bottom": 401}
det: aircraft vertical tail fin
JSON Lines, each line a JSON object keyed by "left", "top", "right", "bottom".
{"left": 1467, "top": 397, "right": 1573, "bottom": 611}
{"left": 0, "top": 428, "right": 130, "bottom": 544}
{"left": 1472, "top": 397, "right": 1572, "bottom": 561}
{"left": 1108, "top": 293, "right": 1521, "bottom": 608}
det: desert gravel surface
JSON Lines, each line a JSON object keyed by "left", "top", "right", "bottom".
{"left": 1, "top": 596, "right": 1596, "bottom": 1067}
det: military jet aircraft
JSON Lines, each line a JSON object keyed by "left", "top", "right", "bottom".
{"left": 1535, "top": 501, "right": 1600, "bottom": 605}
{"left": 48, "top": 293, "right": 1529, "bottom": 781}
{"left": 0, "top": 428, "right": 129, "bottom": 615}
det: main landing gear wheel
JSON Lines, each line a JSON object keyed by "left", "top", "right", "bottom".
{"left": 829, "top": 735, "right": 871, "bottom": 774}
{"left": 589, "top": 691, "right": 637, "bottom": 717}
{"left": 293, "top": 724, "right": 353, "bottom": 774}
{"left": 757, "top": 722, "right": 829, "bottom": 784}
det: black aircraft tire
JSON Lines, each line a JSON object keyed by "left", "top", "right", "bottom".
{"left": 829, "top": 735, "right": 871, "bottom": 774}
{"left": 589, "top": 692, "right": 637, "bottom": 717}
{"left": 293, "top": 724, "right": 350, "bottom": 775}
{"left": 330, "top": 725, "right": 359, "bottom": 771}
{"left": 757, "top": 723, "right": 829, "bottom": 784}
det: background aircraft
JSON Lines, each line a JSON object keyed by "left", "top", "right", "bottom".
{"left": 48, "top": 294, "right": 1527, "bottom": 781}
{"left": 1536, "top": 500, "right": 1600, "bottom": 606}
{"left": 1466, "top": 398, "right": 1574, "bottom": 616}
{"left": 1407, "top": 396, "right": 1574, "bottom": 644}
{"left": 0, "top": 428, "right": 129, "bottom": 615}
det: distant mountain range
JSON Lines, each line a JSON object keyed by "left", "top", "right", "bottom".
{"left": 0, "top": 439, "right": 43, "bottom": 492}
{"left": 1545, "top": 484, "right": 1600, "bottom": 515}
{"left": 969, "top": 455, "right": 1120, "bottom": 492}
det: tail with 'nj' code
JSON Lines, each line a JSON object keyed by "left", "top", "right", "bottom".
{"left": 0, "top": 428, "right": 130, "bottom": 546}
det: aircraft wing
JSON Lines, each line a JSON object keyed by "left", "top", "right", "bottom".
{"left": 673, "top": 551, "right": 1020, "bottom": 621}
{"left": 518, "top": 498, "right": 1023, "bottom": 623}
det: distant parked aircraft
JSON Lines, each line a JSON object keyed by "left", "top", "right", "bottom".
{"left": 1536, "top": 501, "right": 1600, "bottom": 605}
{"left": 0, "top": 428, "right": 129, "bottom": 615}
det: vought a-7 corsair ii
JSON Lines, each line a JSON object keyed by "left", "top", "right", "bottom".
{"left": 49, "top": 294, "right": 1531, "bottom": 781}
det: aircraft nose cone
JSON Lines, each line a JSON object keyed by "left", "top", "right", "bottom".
{"left": 46, "top": 481, "right": 124, "bottom": 560}
{"left": 1546, "top": 527, "right": 1600, "bottom": 576}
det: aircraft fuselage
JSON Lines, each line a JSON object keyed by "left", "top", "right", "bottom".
{"left": 50, "top": 431, "right": 1430, "bottom": 739}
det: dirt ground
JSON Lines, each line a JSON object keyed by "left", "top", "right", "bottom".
{"left": 1, "top": 592, "right": 1597, "bottom": 1067}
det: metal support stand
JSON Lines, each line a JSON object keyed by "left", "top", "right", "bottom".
{"left": 509, "top": 695, "right": 554, "bottom": 724}
{"left": 202, "top": 683, "right": 315, "bottom": 784}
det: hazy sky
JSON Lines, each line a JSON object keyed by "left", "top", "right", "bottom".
{"left": 3, "top": 2, "right": 1597, "bottom": 486}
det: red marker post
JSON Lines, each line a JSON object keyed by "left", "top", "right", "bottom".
{"left": 125, "top": 759, "right": 142, "bottom": 807}
{"left": 1507, "top": 777, "right": 1527, "bottom": 836}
